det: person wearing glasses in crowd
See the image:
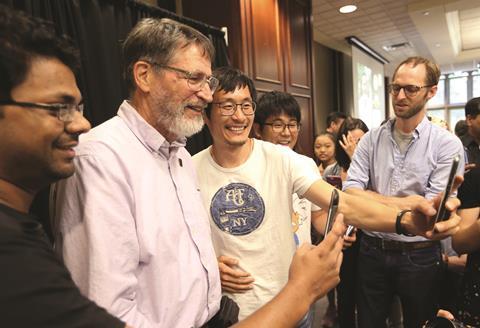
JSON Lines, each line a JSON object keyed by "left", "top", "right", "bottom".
{"left": 252, "top": 91, "right": 323, "bottom": 247}
{"left": 251, "top": 91, "right": 324, "bottom": 327}
{"left": 344, "top": 56, "right": 464, "bottom": 328}
{"left": 192, "top": 66, "right": 463, "bottom": 324}
{"left": 0, "top": 8, "right": 362, "bottom": 328}
{"left": 54, "top": 18, "right": 224, "bottom": 327}
{"left": 0, "top": 5, "right": 129, "bottom": 327}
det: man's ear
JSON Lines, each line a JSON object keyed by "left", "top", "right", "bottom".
{"left": 133, "top": 61, "right": 153, "bottom": 93}
{"left": 252, "top": 123, "right": 263, "bottom": 139}
{"left": 426, "top": 85, "right": 437, "bottom": 100}
{"left": 466, "top": 114, "right": 473, "bottom": 127}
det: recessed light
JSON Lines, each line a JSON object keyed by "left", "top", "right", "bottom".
{"left": 423, "top": 11, "right": 430, "bottom": 16}
{"left": 435, "top": 43, "right": 441, "bottom": 47}
{"left": 339, "top": 5, "right": 357, "bottom": 14}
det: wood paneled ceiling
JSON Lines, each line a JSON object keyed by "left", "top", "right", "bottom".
{"left": 312, "top": 0, "right": 480, "bottom": 76}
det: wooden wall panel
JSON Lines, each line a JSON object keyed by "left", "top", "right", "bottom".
{"left": 285, "top": 0, "right": 311, "bottom": 91}
{"left": 294, "top": 95, "right": 314, "bottom": 158}
{"left": 183, "top": 0, "right": 315, "bottom": 157}
{"left": 283, "top": 0, "right": 313, "bottom": 157}
{"left": 245, "top": 0, "right": 284, "bottom": 92}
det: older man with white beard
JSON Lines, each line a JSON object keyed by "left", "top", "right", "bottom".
{"left": 54, "top": 18, "right": 222, "bottom": 328}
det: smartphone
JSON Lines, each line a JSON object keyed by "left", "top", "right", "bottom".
{"left": 325, "top": 175, "right": 342, "bottom": 190}
{"left": 324, "top": 189, "right": 339, "bottom": 236}
{"left": 434, "top": 154, "right": 460, "bottom": 223}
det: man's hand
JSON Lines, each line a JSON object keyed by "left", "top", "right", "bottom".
{"left": 404, "top": 176, "right": 463, "bottom": 239}
{"left": 288, "top": 214, "right": 346, "bottom": 303}
{"left": 218, "top": 256, "right": 254, "bottom": 293}
{"left": 465, "top": 163, "right": 476, "bottom": 172}
{"left": 342, "top": 227, "right": 356, "bottom": 249}
{"left": 339, "top": 132, "right": 357, "bottom": 159}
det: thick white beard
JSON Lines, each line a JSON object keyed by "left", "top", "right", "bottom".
{"left": 169, "top": 113, "right": 204, "bottom": 138}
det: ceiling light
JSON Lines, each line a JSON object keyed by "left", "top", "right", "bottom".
{"left": 423, "top": 11, "right": 430, "bottom": 16}
{"left": 339, "top": 5, "right": 357, "bottom": 14}
{"left": 435, "top": 43, "right": 441, "bottom": 47}
{"left": 382, "top": 42, "right": 412, "bottom": 52}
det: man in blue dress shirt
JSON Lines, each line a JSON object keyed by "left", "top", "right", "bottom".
{"left": 344, "top": 56, "right": 464, "bottom": 328}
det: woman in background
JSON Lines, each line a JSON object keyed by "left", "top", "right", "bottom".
{"left": 323, "top": 117, "right": 369, "bottom": 328}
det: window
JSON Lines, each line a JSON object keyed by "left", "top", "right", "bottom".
{"left": 448, "top": 72, "right": 468, "bottom": 104}
{"left": 473, "top": 70, "right": 480, "bottom": 97}
{"left": 429, "top": 77, "right": 445, "bottom": 107}
{"left": 426, "top": 70, "right": 478, "bottom": 131}
{"left": 428, "top": 109, "right": 445, "bottom": 121}
{"left": 449, "top": 108, "right": 465, "bottom": 132}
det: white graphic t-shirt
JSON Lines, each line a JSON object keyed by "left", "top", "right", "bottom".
{"left": 193, "top": 139, "right": 320, "bottom": 319}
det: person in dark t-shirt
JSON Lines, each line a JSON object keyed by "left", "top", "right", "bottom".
{"left": 437, "top": 167, "right": 480, "bottom": 326}
{"left": 0, "top": 5, "right": 127, "bottom": 328}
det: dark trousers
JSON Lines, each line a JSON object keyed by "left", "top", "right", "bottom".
{"left": 337, "top": 231, "right": 361, "bottom": 328}
{"left": 356, "top": 236, "right": 443, "bottom": 328}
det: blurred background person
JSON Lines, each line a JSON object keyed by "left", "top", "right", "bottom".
{"left": 323, "top": 117, "right": 368, "bottom": 328}
{"left": 314, "top": 132, "right": 337, "bottom": 177}
{"left": 326, "top": 112, "right": 347, "bottom": 135}
{"left": 462, "top": 97, "right": 480, "bottom": 169}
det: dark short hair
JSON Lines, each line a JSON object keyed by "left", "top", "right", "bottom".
{"left": 336, "top": 117, "right": 369, "bottom": 170}
{"left": 254, "top": 91, "right": 301, "bottom": 126}
{"left": 454, "top": 119, "right": 468, "bottom": 138}
{"left": 392, "top": 56, "right": 440, "bottom": 86}
{"left": 205, "top": 66, "right": 257, "bottom": 118}
{"left": 0, "top": 5, "right": 79, "bottom": 102}
{"left": 465, "top": 97, "right": 480, "bottom": 118}
{"left": 123, "top": 18, "right": 215, "bottom": 94}
{"left": 326, "top": 112, "right": 347, "bottom": 128}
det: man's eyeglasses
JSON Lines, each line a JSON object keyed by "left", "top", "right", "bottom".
{"left": 212, "top": 101, "right": 256, "bottom": 116}
{"left": 148, "top": 62, "right": 219, "bottom": 94}
{"left": 264, "top": 121, "right": 300, "bottom": 133}
{"left": 387, "top": 84, "right": 434, "bottom": 97}
{"left": 0, "top": 100, "right": 84, "bottom": 122}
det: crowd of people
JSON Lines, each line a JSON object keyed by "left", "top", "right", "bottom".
{"left": 1, "top": 5, "right": 479, "bottom": 328}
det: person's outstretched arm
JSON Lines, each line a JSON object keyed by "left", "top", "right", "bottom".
{"left": 233, "top": 215, "right": 346, "bottom": 328}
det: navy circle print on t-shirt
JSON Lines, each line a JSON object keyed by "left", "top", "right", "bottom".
{"left": 210, "top": 183, "right": 265, "bottom": 235}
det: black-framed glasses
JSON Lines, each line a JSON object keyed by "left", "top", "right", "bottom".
{"left": 148, "top": 62, "right": 219, "bottom": 94}
{"left": 212, "top": 101, "right": 256, "bottom": 116}
{"left": 263, "top": 121, "right": 300, "bottom": 133}
{"left": 0, "top": 100, "right": 84, "bottom": 122}
{"left": 387, "top": 84, "right": 434, "bottom": 97}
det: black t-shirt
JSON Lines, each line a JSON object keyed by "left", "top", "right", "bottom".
{"left": 0, "top": 203, "right": 125, "bottom": 328}
{"left": 456, "top": 167, "right": 480, "bottom": 327}
{"left": 461, "top": 134, "right": 480, "bottom": 166}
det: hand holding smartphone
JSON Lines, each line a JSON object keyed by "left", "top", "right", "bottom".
{"left": 434, "top": 154, "right": 460, "bottom": 224}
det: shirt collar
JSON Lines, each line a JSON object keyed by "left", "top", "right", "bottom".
{"left": 117, "top": 100, "right": 187, "bottom": 157}
{"left": 387, "top": 115, "right": 430, "bottom": 139}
